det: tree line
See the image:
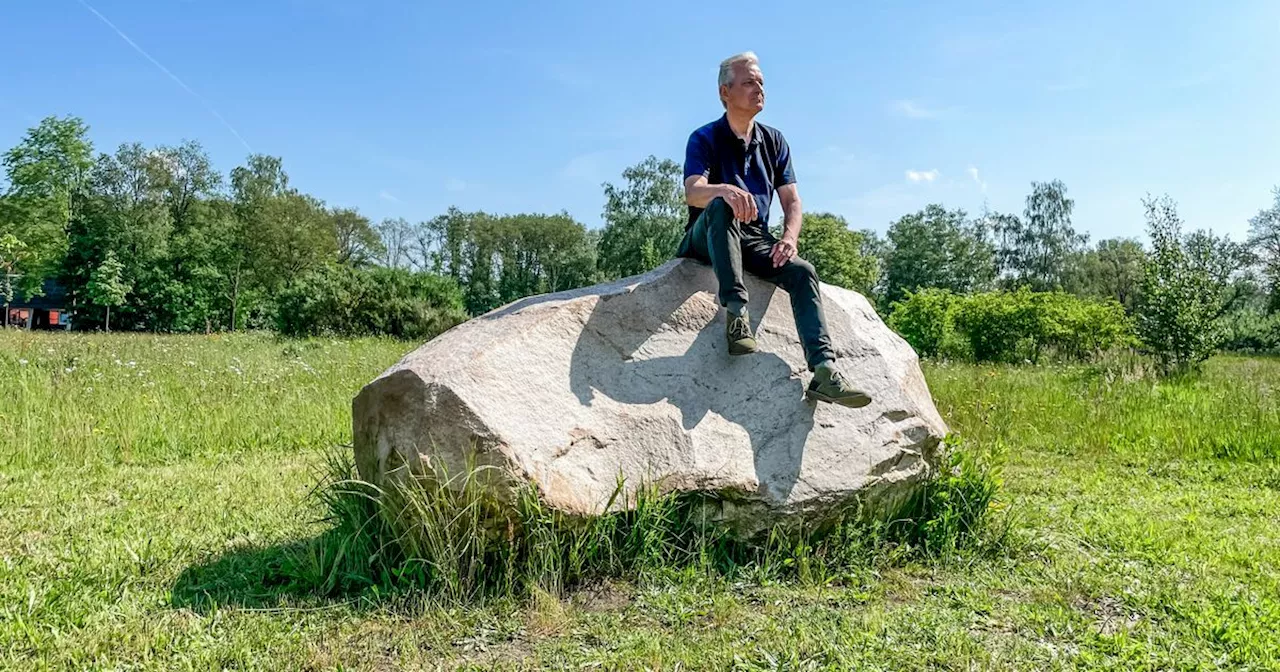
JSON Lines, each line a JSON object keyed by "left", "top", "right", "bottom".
{"left": 2, "top": 114, "right": 1279, "bottom": 368}
{"left": 0, "top": 116, "right": 607, "bottom": 333}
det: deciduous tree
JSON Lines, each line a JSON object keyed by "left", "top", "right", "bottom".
{"left": 597, "top": 156, "right": 685, "bottom": 280}
{"left": 884, "top": 205, "right": 996, "bottom": 303}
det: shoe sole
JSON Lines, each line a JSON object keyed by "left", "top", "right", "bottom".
{"left": 806, "top": 389, "right": 873, "bottom": 408}
{"left": 728, "top": 340, "right": 757, "bottom": 356}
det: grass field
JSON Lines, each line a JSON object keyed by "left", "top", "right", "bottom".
{"left": 2, "top": 330, "right": 1278, "bottom": 670}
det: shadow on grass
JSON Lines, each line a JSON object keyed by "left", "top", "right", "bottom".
{"left": 170, "top": 536, "right": 350, "bottom": 612}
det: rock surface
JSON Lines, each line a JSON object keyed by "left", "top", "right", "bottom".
{"left": 353, "top": 258, "right": 947, "bottom": 534}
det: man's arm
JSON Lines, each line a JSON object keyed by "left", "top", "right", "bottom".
{"left": 771, "top": 183, "right": 802, "bottom": 267}
{"left": 685, "top": 175, "right": 757, "bottom": 223}
{"left": 684, "top": 130, "right": 757, "bottom": 223}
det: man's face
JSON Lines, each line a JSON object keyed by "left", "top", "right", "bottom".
{"left": 722, "top": 63, "right": 765, "bottom": 114}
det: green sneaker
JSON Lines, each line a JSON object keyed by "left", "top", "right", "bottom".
{"left": 726, "top": 310, "right": 757, "bottom": 356}
{"left": 807, "top": 365, "right": 872, "bottom": 408}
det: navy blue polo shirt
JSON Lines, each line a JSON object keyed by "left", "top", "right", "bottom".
{"left": 684, "top": 114, "right": 796, "bottom": 229}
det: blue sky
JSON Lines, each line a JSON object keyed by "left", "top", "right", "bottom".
{"left": 2, "top": 0, "right": 1277, "bottom": 242}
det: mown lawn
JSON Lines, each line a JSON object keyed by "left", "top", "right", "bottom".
{"left": 1, "top": 331, "right": 1278, "bottom": 670}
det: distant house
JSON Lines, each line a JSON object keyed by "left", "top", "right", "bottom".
{"left": 5, "top": 279, "right": 71, "bottom": 330}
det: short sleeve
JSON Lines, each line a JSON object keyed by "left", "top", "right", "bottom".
{"left": 684, "top": 131, "right": 712, "bottom": 181}
{"left": 774, "top": 134, "right": 796, "bottom": 187}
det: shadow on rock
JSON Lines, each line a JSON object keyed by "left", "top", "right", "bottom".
{"left": 567, "top": 261, "right": 816, "bottom": 503}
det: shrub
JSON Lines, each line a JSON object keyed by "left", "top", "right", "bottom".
{"left": 889, "top": 288, "right": 1134, "bottom": 363}
{"left": 1134, "top": 195, "right": 1249, "bottom": 372}
{"left": 887, "top": 288, "right": 962, "bottom": 358}
{"left": 1220, "top": 309, "right": 1280, "bottom": 354}
{"left": 951, "top": 289, "right": 1045, "bottom": 362}
{"left": 882, "top": 438, "right": 1009, "bottom": 560}
{"left": 276, "top": 265, "right": 467, "bottom": 339}
{"left": 1030, "top": 290, "right": 1135, "bottom": 361}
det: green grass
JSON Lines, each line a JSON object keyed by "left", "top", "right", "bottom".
{"left": 274, "top": 438, "right": 1002, "bottom": 605}
{"left": 0, "top": 330, "right": 394, "bottom": 470}
{"left": 2, "top": 331, "right": 1279, "bottom": 670}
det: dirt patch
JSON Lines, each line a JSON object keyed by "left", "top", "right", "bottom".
{"left": 571, "top": 579, "right": 634, "bottom": 613}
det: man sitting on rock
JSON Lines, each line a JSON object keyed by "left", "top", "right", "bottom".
{"left": 677, "top": 51, "right": 871, "bottom": 408}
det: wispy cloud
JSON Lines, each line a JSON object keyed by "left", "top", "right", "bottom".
{"left": 905, "top": 169, "right": 940, "bottom": 183}
{"left": 378, "top": 189, "right": 400, "bottom": 203}
{"left": 445, "top": 178, "right": 467, "bottom": 192}
{"left": 892, "top": 100, "right": 944, "bottom": 119}
{"left": 966, "top": 166, "right": 987, "bottom": 192}
{"left": 77, "top": 0, "right": 252, "bottom": 152}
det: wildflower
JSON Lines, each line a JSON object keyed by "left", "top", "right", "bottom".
{"left": 18, "top": 359, "right": 28, "bottom": 366}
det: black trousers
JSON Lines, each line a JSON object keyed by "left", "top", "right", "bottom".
{"left": 676, "top": 197, "right": 836, "bottom": 371}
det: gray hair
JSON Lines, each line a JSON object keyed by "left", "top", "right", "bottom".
{"left": 717, "top": 51, "right": 759, "bottom": 88}
{"left": 717, "top": 51, "right": 759, "bottom": 108}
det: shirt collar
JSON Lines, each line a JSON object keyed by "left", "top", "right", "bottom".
{"left": 717, "top": 113, "right": 763, "bottom": 149}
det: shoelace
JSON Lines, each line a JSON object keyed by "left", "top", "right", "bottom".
{"left": 728, "top": 315, "right": 752, "bottom": 341}
{"left": 820, "top": 367, "right": 850, "bottom": 389}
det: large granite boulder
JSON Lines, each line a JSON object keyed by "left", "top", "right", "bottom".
{"left": 353, "top": 259, "right": 947, "bottom": 534}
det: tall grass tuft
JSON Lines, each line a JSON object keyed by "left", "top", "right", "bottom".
{"left": 879, "top": 438, "right": 1011, "bottom": 560}
{"left": 285, "top": 439, "right": 1011, "bottom": 602}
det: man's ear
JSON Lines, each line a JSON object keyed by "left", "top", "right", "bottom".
{"left": 719, "top": 83, "right": 730, "bottom": 107}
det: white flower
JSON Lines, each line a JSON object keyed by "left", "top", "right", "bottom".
{"left": 18, "top": 359, "right": 28, "bottom": 366}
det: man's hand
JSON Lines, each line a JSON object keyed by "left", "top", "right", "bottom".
{"left": 718, "top": 184, "right": 758, "bottom": 224}
{"left": 685, "top": 176, "right": 758, "bottom": 223}
{"left": 770, "top": 237, "right": 797, "bottom": 268}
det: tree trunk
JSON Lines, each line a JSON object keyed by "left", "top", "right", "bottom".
{"left": 230, "top": 271, "right": 241, "bottom": 332}
{"left": 105, "top": 305, "right": 111, "bottom": 332}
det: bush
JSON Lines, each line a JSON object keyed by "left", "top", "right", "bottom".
{"left": 889, "top": 287, "right": 1134, "bottom": 363}
{"left": 276, "top": 265, "right": 467, "bottom": 339}
{"left": 1220, "top": 309, "right": 1280, "bottom": 354}
{"left": 1134, "top": 195, "right": 1248, "bottom": 373}
{"left": 1039, "top": 292, "right": 1135, "bottom": 360}
{"left": 887, "top": 288, "right": 963, "bottom": 358}
{"left": 951, "top": 289, "right": 1046, "bottom": 362}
